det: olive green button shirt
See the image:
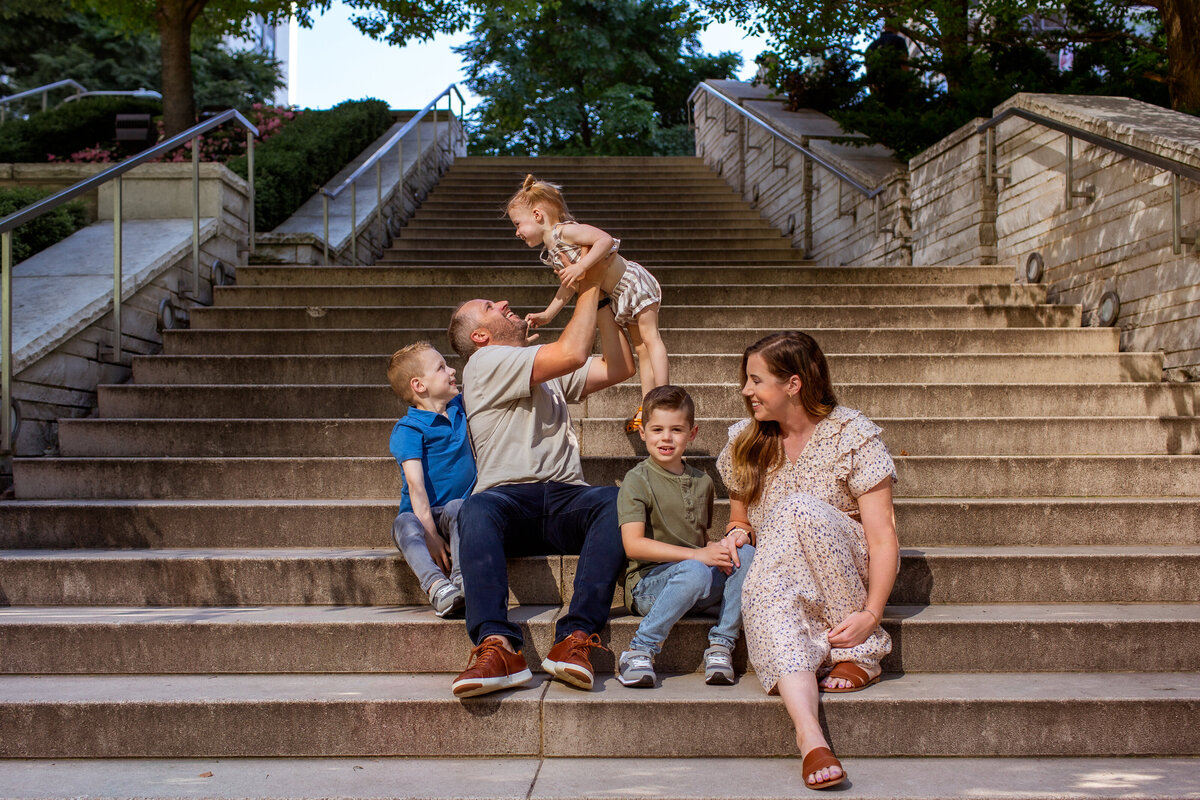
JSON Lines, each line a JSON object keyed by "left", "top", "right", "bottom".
{"left": 617, "top": 458, "right": 715, "bottom": 611}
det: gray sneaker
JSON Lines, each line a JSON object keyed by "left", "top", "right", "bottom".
{"left": 617, "top": 649, "right": 656, "bottom": 688}
{"left": 704, "top": 644, "right": 735, "bottom": 685}
{"left": 429, "top": 579, "right": 465, "bottom": 618}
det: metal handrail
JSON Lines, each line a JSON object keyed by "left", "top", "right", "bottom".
{"left": 0, "top": 80, "right": 161, "bottom": 123}
{"left": 688, "top": 82, "right": 884, "bottom": 199}
{"left": 1, "top": 108, "right": 260, "bottom": 455}
{"left": 0, "top": 80, "right": 87, "bottom": 107}
{"left": 978, "top": 107, "right": 1199, "bottom": 254}
{"left": 320, "top": 84, "right": 467, "bottom": 264}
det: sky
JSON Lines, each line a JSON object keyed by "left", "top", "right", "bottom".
{"left": 289, "top": 3, "right": 770, "bottom": 111}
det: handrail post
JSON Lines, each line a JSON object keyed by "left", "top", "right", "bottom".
{"left": 106, "top": 176, "right": 123, "bottom": 363}
{"left": 1, "top": 231, "right": 12, "bottom": 455}
{"left": 376, "top": 161, "right": 384, "bottom": 243}
{"left": 322, "top": 194, "right": 330, "bottom": 265}
{"left": 1174, "top": 173, "right": 1196, "bottom": 255}
{"left": 417, "top": 118, "right": 423, "bottom": 181}
{"left": 191, "top": 136, "right": 201, "bottom": 296}
{"left": 247, "top": 131, "right": 255, "bottom": 254}
{"left": 351, "top": 181, "right": 357, "bottom": 265}
{"left": 1064, "top": 134, "right": 1074, "bottom": 210}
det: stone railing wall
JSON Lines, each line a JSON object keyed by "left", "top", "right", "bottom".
{"left": 910, "top": 118, "right": 997, "bottom": 265}
{"left": 909, "top": 93, "right": 1200, "bottom": 376}
{"left": 691, "top": 80, "right": 909, "bottom": 265}
{"left": 4, "top": 163, "right": 248, "bottom": 457}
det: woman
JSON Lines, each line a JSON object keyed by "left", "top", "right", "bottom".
{"left": 716, "top": 331, "right": 899, "bottom": 790}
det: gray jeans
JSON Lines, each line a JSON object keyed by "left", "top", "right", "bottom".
{"left": 392, "top": 498, "right": 464, "bottom": 593}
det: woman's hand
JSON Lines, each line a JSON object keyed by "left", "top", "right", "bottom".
{"left": 827, "top": 610, "right": 879, "bottom": 649}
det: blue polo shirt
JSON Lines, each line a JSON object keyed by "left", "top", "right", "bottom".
{"left": 389, "top": 394, "right": 476, "bottom": 514}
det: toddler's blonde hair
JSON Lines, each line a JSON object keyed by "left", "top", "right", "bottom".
{"left": 387, "top": 340, "right": 435, "bottom": 405}
{"left": 506, "top": 174, "right": 574, "bottom": 222}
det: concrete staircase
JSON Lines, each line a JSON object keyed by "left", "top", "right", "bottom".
{"left": 2, "top": 155, "right": 1199, "bottom": 798}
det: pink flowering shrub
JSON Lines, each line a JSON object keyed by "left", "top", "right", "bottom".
{"left": 48, "top": 105, "right": 301, "bottom": 164}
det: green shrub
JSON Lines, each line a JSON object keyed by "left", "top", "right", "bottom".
{"left": 0, "top": 187, "right": 89, "bottom": 263}
{"left": 0, "top": 96, "right": 163, "bottom": 163}
{"left": 227, "top": 99, "right": 395, "bottom": 232}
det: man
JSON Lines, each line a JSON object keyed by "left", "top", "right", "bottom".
{"left": 446, "top": 275, "right": 635, "bottom": 697}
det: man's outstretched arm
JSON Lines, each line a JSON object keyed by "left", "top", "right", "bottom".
{"left": 530, "top": 280, "right": 604, "bottom": 386}
{"left": 582, "top": 298, "right": 634, "bottom": 397}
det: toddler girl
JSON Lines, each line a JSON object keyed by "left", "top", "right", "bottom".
{"left": 507, "top": 174, "right": 667, "bottom": 431}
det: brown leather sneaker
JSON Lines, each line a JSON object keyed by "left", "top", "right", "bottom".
{"left": 451, "top": 638, "right": 533, "bottom": 698}
{"left": 541, "top": 630, "right": 608, "bottom": 690}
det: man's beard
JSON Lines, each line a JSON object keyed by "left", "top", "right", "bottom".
{"left": 490, "top": 313, "right": 530, "bottom": 345}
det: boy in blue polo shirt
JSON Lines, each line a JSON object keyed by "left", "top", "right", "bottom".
{"left": 387, "top": 341, "right": 476, "bottom": 618}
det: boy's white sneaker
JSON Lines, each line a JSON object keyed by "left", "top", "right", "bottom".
{"left": 704, "top": 644, "right": 735, "bottom": 685}
{"left": 617, "top": 649, "right": 656, "bottom": 688}
{"left": 429, "top": 579, "right": 465, "bottom": 618}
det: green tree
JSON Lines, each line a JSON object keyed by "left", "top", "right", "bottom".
{"left": 0, "top": 3, "right": 282, "bottom": 113}
{"left": 699, "top": 0, "right": 1195, "bottom": 112}
{"left": 457, "top": 0, "right": 741, "bottom": 156}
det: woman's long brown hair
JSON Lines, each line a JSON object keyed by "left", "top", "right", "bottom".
{"left": 730, "top": 332, "right": 837, "bottom": 506}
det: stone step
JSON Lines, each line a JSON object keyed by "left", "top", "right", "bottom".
{"left": 399, "top": 224, "right": 784, "bottom": 239}
{"left": 0, "top": 544, "right": 1195, "bottom": 606}
{"left": 93, "top": 383, "right": 1200, "bottom": 421}
{"left": 206, "top": 286, "right": 1052, "bottom": 311}
{"left": 163, "top": 326, "right": 1120, "bottom": 355}
{"left": 431, "top": 176, "right": 734, "bottom": 189}
{"left": 184, "top": 303, "right": 1080, "bottom": 328}
{"left": 374, "top": 253, "right": 812, "bottom": 265}
{"left": 4, "top": 497, "right": 1196, "bottom": 549}
{"left": 1, "top": 602, "right": 1196, "bottom": 675}
{"left": 411, "top": 198, "right": 770, "bottom": 213}
{"left": 586, "top": 382, "right": 1200, "bottom": 418}
{"left": 130, "top": 352, "right": 1157, "bottom": 386}
{"left": 229, "top": 265, "right": 1016, "bottom": 288}
{"left": 386, "top": 236, "right": 797, "bottom": 252}
{"left": 0, "top": 671, "right": 1194, "bottom": 757}
{"left": 59, "top": 415, "right": 1200, "bottom": 458}
{"left": 14, "top": 454, "right": 1200, "bottom": 499}
{"left": 413, "top": 208, "right": 778, "bottom": 225}
{"left": 1, "top": 756, "right": 1197, "bottom": 800}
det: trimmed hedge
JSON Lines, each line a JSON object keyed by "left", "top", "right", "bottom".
{"left": 227, "top": 99, "right": 395, "bottom": 232}
{"left": 0, "top": 187, "right": 89, "bottom": 263}
{"left": 0, "top": 96, "right": 163, "bottom": 163}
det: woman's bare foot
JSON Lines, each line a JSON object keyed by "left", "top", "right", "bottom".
{"left": 820, "top": 661, "right": 881, "bottom": 691}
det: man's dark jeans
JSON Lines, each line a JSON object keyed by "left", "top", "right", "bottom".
{"left": 458, "top": 481, "right": 623, "bottom": 648}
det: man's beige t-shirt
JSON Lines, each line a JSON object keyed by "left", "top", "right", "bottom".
{"left": 462, "top": 344, "right": 592, "bottom": 493}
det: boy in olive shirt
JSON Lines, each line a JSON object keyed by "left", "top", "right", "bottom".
{"left": 616, "top": 385, "right": 756, "bottom": 688}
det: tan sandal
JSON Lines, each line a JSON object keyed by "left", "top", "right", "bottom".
{"left": 625, "top": 406, "right": 642, "bottom": 433}
{"left": 802, "top": 746, "right": 846, "bottom": 789}
{"left": 821, "top": 661, "right": 881, "bottom": 693}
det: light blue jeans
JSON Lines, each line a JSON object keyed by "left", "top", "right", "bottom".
{"left": 629, "top": 544, "right": 756, "bottom": 655}
{"left": 392, "top": 498, "right": 464, "bottom": 593}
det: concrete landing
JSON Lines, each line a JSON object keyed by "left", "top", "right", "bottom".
{"left": 0, "top": 757, "right": 1197, "bottom": 799}
{"left": 5, "top": 218, "right": 217, "bottom": 372}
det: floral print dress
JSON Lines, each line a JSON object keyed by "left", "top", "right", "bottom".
{"left": 716, "top": 405, "right": 898, "bottom": 693}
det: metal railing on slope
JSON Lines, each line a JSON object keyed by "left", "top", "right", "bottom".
{"left": 0, "top": 80, "right": 162, "bottom": 123}
{"left": 688, "top": 83, "right": 901, "bottom": 244}
{"left": 978, "top": 108, "right": 1199, "bottom": 255}
{"left": 0, "top": 109, "right": 259, "bottom": 454}
{"left": 320, "top": 84, "right": 467, "bottom": 265}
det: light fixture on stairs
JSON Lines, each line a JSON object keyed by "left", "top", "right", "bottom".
{"left": 157, "top": 297, "right": 189, "bottom": 332}
{"left": 1025, "top": 252, "right": 1044, "bottom": 283}
{"left": 1097, "top": 290, "right": 1121, "bottom": 327}
{"left": 211, "top": 259, "right": 235, "bottom": 287}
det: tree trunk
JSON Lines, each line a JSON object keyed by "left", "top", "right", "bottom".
{"left": 1161, "top": 0, "right": 1200, "bottom": 112}
{"left": 157, "top": 0, "right": 206, "bottom": 138}
{"left": 937, "top": 0, "right": 972, "bottom": 94}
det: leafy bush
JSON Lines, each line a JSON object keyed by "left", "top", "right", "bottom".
{"left": 227, "top": 99, "right": 395, "bottom": 232}
{"left": 0, "top": 96, "right": 163, "bottom": 163}
{"left": 0, "top": 187, "right": 89, "bottom": 263}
